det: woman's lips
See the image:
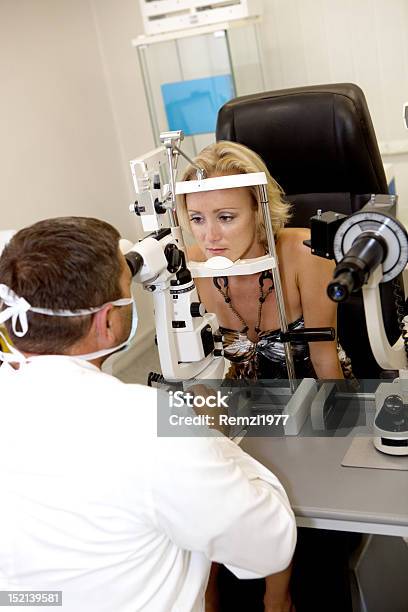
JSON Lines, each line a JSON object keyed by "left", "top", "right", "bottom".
{"left": 206, "top": 248, "right": 227, "bottom": 254}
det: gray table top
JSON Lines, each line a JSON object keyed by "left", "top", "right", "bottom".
{"left": 238, "top": 390, "right": 408, "bottom": 535}
{"left": 241, "top": 435, "right": 408, "bottom": 530}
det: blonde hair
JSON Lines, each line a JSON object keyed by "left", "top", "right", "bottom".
{"left": 177, "top": 141, "right": 291, "bottom": 248}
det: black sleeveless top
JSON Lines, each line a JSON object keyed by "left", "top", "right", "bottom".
{"left": 219, "top": 316, "right": 316, "bottom": 380}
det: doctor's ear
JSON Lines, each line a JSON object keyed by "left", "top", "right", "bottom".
{"left": 93, "top": 304, "right": 115, "bottom": 338}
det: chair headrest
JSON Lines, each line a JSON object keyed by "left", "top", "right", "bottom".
{"left": 216, "top": 83, "right": 387, "bottom": 196}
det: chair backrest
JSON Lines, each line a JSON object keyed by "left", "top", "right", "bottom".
{"left": 216, "top": 83, "right": 400, "bottom": 379}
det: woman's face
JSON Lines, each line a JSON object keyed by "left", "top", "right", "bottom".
{"left": 186, "top": 185, "right": 262, "bottom": 261}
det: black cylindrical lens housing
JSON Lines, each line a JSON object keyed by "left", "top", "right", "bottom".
{"left": 125, "top": 251, "right": 144, "bottom": 277}
{"left": 327, "top": 233, "right": 386, "bottom": 302}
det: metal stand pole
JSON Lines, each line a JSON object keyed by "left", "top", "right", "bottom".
{"left": 259, "top": 185, "right": 297, "bottom": 389}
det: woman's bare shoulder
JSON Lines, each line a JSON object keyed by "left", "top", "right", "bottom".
{"left": 277, "top": 227, "right": 311, "bottom": 255}
{"left": 278, "top": 227, "right": 335, "bottom": 281}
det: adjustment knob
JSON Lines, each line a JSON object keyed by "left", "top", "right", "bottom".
{"left": 153, "top": 173, "right": 161, "bottom": 190}
{"left": 172, "top": 321, "right": 186, "bottom": 328}
{"left": 129, "top": 201, "right": 144, "bottom": 215}
{"left": 164, "top": 243, "right": 182, "bottom": 273}
{"left": 190, "top": 302, "right": 206, "bottom": 317}
{"left": 383, "top": 394, "right": 404, "bottom": 415}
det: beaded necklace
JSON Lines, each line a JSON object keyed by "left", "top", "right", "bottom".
{"left": 213, "top": 270, "right": 274, "bottom": 341}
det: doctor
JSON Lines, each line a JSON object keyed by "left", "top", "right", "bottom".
{"left": 0, "top": 216, "right": 296, "bottom": 612}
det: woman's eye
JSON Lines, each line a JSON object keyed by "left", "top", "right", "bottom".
{"left": 219, "top": 215, "right": 234, "bottom": 222}
{"left": 189, "top": 216, "right": 203, "bottom": 224}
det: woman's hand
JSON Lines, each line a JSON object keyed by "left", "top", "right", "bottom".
{"left": 205, "top": 563, "right": 221, "bottom": 612}
{"left": 264, "top": 595, "right": 295, "bottom": 612}
{"left": 263, "top": 565, "right": 294, "bottom": 612}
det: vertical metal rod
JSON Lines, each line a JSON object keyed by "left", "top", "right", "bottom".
{"left": 165, "top": 146, "right": 178, "bottom": 228}
{"left": 259, "top": 185, "right": 297, "bottom": 389}
{"left": 254, "top": 21, "right": 266, "bottom": 91}
{"left": 137, "top": 46, "right": 161, "bottom": 147}
{"left": 225, "top": 27, "right": 238, "bottom": 97}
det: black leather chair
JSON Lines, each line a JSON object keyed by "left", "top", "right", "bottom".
{"left": 216, "top": 83, "right": 401, "bottom": 379}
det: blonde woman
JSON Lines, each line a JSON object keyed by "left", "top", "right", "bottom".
{"left": 178, "top": 140, "right": 344, "bottom": 381}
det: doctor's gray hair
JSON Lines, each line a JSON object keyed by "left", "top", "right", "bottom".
{"left": 177, "top": 141, "right": 292, "bottom": 247}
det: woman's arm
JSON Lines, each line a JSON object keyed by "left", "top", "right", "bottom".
{"left": 205, "top": 563, "right": 294, "bottom": 612}
{"left": 291, "top": 230, "right": 344, "bottom": 379}
{"left": 264, "top": 565, "right": 294, "bottom": 612}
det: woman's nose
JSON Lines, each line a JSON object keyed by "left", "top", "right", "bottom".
{"left": 206, "top": 221, "right": 221, "bottom": 242}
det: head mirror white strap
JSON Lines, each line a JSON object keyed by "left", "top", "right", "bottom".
{"left": 0, "top": 283, "right": 136, "bottom": 364}
{"left": 0, "top": 284, "right": 31, "bottom": 337}
{"left": 0, "top": 284, "right": 134, "bottom": 333}
{"left": 0, "top": 328, "right": 26, "bottom": 364}
{"left": 29, "top": 297, "right": 133, "bottom": 317}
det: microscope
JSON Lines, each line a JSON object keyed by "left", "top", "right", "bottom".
{"left": 124, "top": 130, "right": 280, "bottom": 382}
{"left": 310, "top": 195, "right": 408, "bottom": 455}
{"left": 125, "top": 131, "right": 335, "bottom": 434}
{"left": 125, "top": 132, "right": 408, "bottom": 451}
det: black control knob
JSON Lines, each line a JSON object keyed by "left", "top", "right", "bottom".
{"left": 165, "top": 243, "right": 182, "bottom": 273}
{"left": 154, "top": 198, "right": 167, "bottom": 215}
{"left": 375, "top": 394, "right": 408, "bottom": 433}
{"left": 129, "top": 201, "right": 145, "bottom": 216}
{"left": 190, "top": 302, "right": 206, "bottom": 318}
{"left": 153, "top": 174, "right": 161, "bottom": 190}
{"left": 383, "top": 395, "right": 404, "bottom": 415}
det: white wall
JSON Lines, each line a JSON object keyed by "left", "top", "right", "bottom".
{"left": 0, "top": 0, "right": 155, "bottom": 358}
{"left": 89, "top": 0, "right": 154, "bottom": 187}
{"left": 259, "top": 0, "right": 408, "bottom": 223}
{"left": 0, "top": 0, "right": 142, "bottom": 233}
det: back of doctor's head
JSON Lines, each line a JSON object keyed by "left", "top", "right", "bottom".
{"left": 0, "top": 216, "right": 122, "bottom": 354}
